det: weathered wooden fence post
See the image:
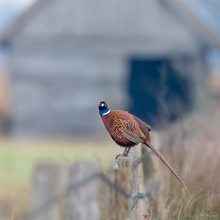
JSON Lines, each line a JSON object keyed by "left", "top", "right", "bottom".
{"left": 114, "top": 156, "right": 131, "bottom": 220}
{"left": 114, "top": 144, "right": 149, "bottom": 220}
{"left": 31, "top": 163, "right": 64, "bottom": 220}
{"left": 64, "top": 162, "right": 100, "bottom": 220}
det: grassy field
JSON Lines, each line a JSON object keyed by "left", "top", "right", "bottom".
{"left": 150, "top": 111, "right": 220, "bottom": 220}
{"left": 0, "top": 139, "right": 121, "bottom": 218}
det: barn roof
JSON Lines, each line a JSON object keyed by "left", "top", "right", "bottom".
{"left": 0, "top": 0, "right": 49, "bottom": 43}
{"left": 160, "top": 0, "right": 220, "bottom": 48}
{"left": 0, "top": 0, "right": 220, "bottom": 48}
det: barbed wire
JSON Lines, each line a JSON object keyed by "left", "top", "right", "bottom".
{"left": 131, "top": 181, "right": 160, "bottom": 210}
{"left": 24, "top": 154, "right": 159, "bottom": 220}
{"left": 24, "top": 172, "right": 100, "bottom": 220}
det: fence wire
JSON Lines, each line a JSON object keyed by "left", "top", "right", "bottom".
{"left": 24, "top": 155, "right": 160, "bottom": 220}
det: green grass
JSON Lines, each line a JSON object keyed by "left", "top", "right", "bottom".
{"left": 0, "top": 139, "right": 120, "bottom": 191}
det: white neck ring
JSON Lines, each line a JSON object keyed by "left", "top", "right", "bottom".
{"left": 102, "top": 109, "right": 111, "bottom": 116}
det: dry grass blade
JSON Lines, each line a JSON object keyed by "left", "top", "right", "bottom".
{"left": 151, "top": 112, "right": 220, "bottom": 219}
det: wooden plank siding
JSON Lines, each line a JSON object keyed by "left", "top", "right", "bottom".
{"left": 10, "top": 49, "right": 128, "bottom": 136}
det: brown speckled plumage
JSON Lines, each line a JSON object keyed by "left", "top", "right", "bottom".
{"left": 98, "top": 101, "right": 191, "bottom": 195}
{"left": 101, "top": 110, "right": 149, "bottom": 147}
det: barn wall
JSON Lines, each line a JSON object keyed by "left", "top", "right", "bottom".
{"left": 10, "top": 42, "right": 129, "bottom": 136}
{"left": 10, "top": 37, "right": 204, "bottom": 136}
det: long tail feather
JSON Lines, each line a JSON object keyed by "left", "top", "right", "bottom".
{"left": 145, "top": 142, "right": 191, "bottom": 196}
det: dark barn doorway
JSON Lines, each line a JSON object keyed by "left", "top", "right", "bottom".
{"left": 128, "top": 58, "right": 193, "bottom": 129}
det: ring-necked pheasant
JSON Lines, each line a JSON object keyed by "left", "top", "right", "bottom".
{"left": 98, "top": 101, "right": 190, "bottom": 194}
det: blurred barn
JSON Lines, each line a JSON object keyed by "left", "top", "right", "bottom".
{"left": 0, "top": 0, "right": 219, "bottom": 137}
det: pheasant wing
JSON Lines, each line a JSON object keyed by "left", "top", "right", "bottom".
{"left": 131, "top": 114, "right": 151, "bottom": 131}
{"left": 122, "top": 131, "right": 144, "bottom": 144}
{"left": 119, "top": 119, "right": 145, "bottom": 144}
